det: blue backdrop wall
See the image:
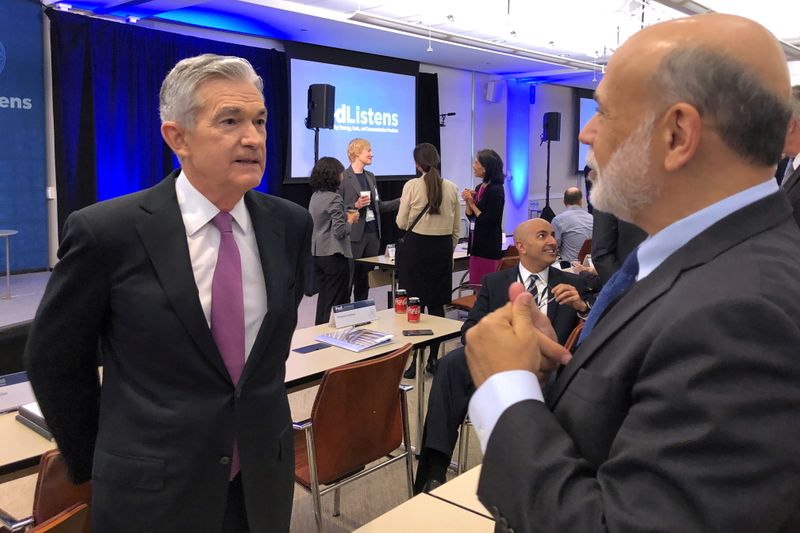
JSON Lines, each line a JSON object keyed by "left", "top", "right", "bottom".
{"left": 0, "top": 0, "right": 48, "bottom": 272}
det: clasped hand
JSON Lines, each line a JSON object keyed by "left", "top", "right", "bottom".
{"left": 465, "top": 282, "right": 573, "bottom": 388}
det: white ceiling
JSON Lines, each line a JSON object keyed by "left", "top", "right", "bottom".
{"left": 50, "top": 0, "right": 800, "bottom": 87}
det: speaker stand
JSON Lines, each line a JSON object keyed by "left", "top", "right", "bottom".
{"left": 313, "top": 127, "right": 320, "bottom": 164}
{"left": 541, "top": 139, "right": 556, "bottom": 222}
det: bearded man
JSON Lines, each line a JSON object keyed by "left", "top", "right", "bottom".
{"left": 464, "top": 14, "right": 800, "bottom": 533}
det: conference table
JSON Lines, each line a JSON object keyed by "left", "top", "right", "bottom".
{"left": 356, "top": 466, "right": 494, "bottom": 532}
{"left": 288, "top": 309, "right": 463, "bottom": 450}
{"left": 356, "top": 242, "right": 471, "bottom": 304}
{"left": 0, "top": 309, "right": 462, "bottom": 481}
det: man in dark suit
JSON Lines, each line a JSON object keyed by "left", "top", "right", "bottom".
{"left": 413, "top": 218, "right": 591, "bottom": 493}
{"left": 590, "top": 209, "right": 647, "bottom": 285}
{"left": 340, "top": 138, "right": 399, "bottom": 301}
{"left": 25, "top": 55, "right": 312, "bottom": 532}
{"left": 781, "top": 85, "right": 800, "bottom": 226}
{"left": 465, "top": 15, "right": 800, "bottom": 532}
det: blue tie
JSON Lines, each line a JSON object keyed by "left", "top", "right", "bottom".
{"left": 577, "top": 248, "right": 639, "bottom": 345}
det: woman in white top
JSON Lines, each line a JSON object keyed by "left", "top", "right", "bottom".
{"left": 396, "top": 143, "right": 460, "bottom": 376}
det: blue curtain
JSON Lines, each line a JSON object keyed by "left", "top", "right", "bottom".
{"left": 48, "top": 9, "right": 288, "bottom": 234}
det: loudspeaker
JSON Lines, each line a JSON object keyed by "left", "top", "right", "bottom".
{"left": 542, "top": 111, "right": 561, "bottom": 142}
{"left": 484, "top": 80, "right": 501, "bottom": 103}
{"left": 306, "top": 84, "right": 335, "bottom": 129}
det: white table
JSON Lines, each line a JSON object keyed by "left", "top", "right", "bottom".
{"left": 354, "top": 492, "right": 494, "bottom": 532}
{"left": 430, "top": 465, "right": 492, "bottom": 519}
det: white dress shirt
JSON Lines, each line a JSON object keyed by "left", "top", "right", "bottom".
{"left": 517, "top": 263, "right": 550, "bottom": 316}
{"left": 468, "top": 179, "right": 779, "bottom": 452}
{"left": 175, "top": 171, "right": 268, "bottom": 361}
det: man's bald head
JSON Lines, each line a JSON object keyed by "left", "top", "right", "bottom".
{"left": 614, "top": 14, "right": 791, "bottom": 167}
{"left": 580, "top": 14, "right": 793, "bottom": 233}
{"left": 514, "top": 218, "right": 558, "bottom": 273}
{"left": 563, "top": 187, "right": 582, "bottom": 206}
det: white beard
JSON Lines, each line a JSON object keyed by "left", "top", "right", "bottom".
{"left": 588, "top": 113, "right": 658, "bottom": 223}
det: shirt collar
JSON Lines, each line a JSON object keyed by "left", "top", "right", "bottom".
{"left": 565, "top": 205, "right": 583, "bottom": 212}
{"left": 518, "top": 263, "right": 550, "bottom": 286}
{"left": 636, "top": 179, "right": 777, "bottom": 281}
{"left": 175, "top": 170, "right": 250, "bottom": 236}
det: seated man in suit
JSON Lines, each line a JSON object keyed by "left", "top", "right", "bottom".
{"left": 413, "top": 217, "right": 592, "bottom": 493}
{"left": 465, "top": 14, "right": 800, "bottom": 532}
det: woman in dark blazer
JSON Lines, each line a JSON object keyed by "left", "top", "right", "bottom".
{"left": 308, "top": 157, "right": 359, "bottom": 324}
{"left": 462, "top": 149, "right": 506, "bottom": 284}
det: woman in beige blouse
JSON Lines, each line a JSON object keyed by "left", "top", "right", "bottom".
{"left": 396, "top": 143, "right": 460, "bottom": 376}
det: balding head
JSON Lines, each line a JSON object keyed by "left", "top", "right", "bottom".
{"left": 514, "top": 218, "right": 557, "bottom": 273}
{"left": 563, "top": 187, "right": 582, "bottom": 206}
{"left": 580, "top": 14, "right": 792, "bottom": 233}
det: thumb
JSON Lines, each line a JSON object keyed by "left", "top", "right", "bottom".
{"left": 510, "top": 290, "right": 536, "bottom": 338}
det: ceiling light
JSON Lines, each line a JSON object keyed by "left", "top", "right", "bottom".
{"left": 349, "top": 11, "right": 599, "bottom": 71}
{"left": 56, "top": 2, "right": 72, "bottom": 10}
{"left": 126, "top": 16, "right": 139, "bottom": 23}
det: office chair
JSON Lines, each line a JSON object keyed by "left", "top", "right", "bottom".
{"left": 0, "top": 449, "right": 91, "bottom": 533}
{"left": 293, "top": 343, "right": 415, "bottom": 532}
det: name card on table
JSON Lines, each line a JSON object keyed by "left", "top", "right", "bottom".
{"left": 0, "top": 371, "right": 35, "bottom": 414}
{"left": 329, "top": 299, "right": 377, "bottom": 328}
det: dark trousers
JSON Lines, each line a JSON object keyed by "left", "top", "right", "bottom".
{"left": 350, "top": 231, "right": 380, "bottom": 302}
{"left": 414, "top": 346, "right": 474, "bottom": 491}
{"left": 314, "top": 254, "right": 352, "bottom": 325}
{"left": 422, "top": 346, "right": 473, "bottom": 454}
{"left": 222, "top": 474, "right": 250, "bottom": 533}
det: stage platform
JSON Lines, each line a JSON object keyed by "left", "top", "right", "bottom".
{"left": 0, "top": 272, "right": 49, "bottom": 375}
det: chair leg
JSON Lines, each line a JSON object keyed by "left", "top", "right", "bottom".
{"left": 333, "top": 488, "right": 341, "bottom": 517}
{"left": 457, "top": 419, "right": 470, "bottom": 475}
{"left": 399, "top": 386, "right": 415, "bottom": 498}
{"left": 304, "top": 427, "right": 324, "bottom": 533}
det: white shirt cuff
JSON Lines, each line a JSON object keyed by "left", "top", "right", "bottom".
{"left": 468, "top": 370, "right": 544, "bottom": 452}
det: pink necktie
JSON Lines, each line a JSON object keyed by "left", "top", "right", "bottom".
{"left": 210, "top": 211, "right": 244, "bottom": 480}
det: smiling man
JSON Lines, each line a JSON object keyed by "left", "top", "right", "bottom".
{"left": 413, "top": 218, "right": 591, "bottom": 493}
{"left": 25, "top": 55, "right": 312, "bottom": 533}
{"left": 465, "top": 14, "right": 800, "bottom": 533}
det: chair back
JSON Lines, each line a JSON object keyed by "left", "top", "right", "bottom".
{"left": 577, "top": 239, "right": 592, "bottom": 264}
{"left": 29, "top": 503, "right": 89, "bottom": 533}
{"left": 504, "top": 245, "right": 519, "bottom": 257}
{"left": 563, "top": 320, "right": 585, "bottom": 353}
{"left": 305, "top": 344, "right": 412, "bottom": 485}
{"left": 32, "top": 450, "right": 92, "bottom": 526}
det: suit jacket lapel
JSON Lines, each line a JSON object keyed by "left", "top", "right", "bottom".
{"left": 136, "top": 172, "right": 230, "bottom": 382}
{"left": 783, "top": 167, "right": 800, "bottom": 193}
{"left": 239, "top": 192, "right": 286, "bottom": 385}
{"left": 546, "top": 191, "right": 793, "bottom": 409}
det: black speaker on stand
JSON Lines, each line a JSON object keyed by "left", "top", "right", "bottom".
{"left": 305, "top": 84, "right": 336, "bottom": 164}
{"left": 539, "top": 111, "right": 561, "bottom": 222}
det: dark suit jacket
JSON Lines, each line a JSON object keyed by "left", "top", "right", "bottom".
{"left": 478, "top": 192, "right": 800, "bottom": 532}
{"left": 340, "top": 166, "right": 400, "bottom": 242}
{"left": 25, "top": 171, "right": 312, "bottom": 533}
{"left": 463, "top": 266, "right": 587, "bottom": 346}
{"left": 467, "top": 182, "right": 505, "bottom": 260}
{"left": 591, "top": 209, "right": 648, "bottom": 285}
{"left": 782, "top": 165, "right": 800, "bottom": 228}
